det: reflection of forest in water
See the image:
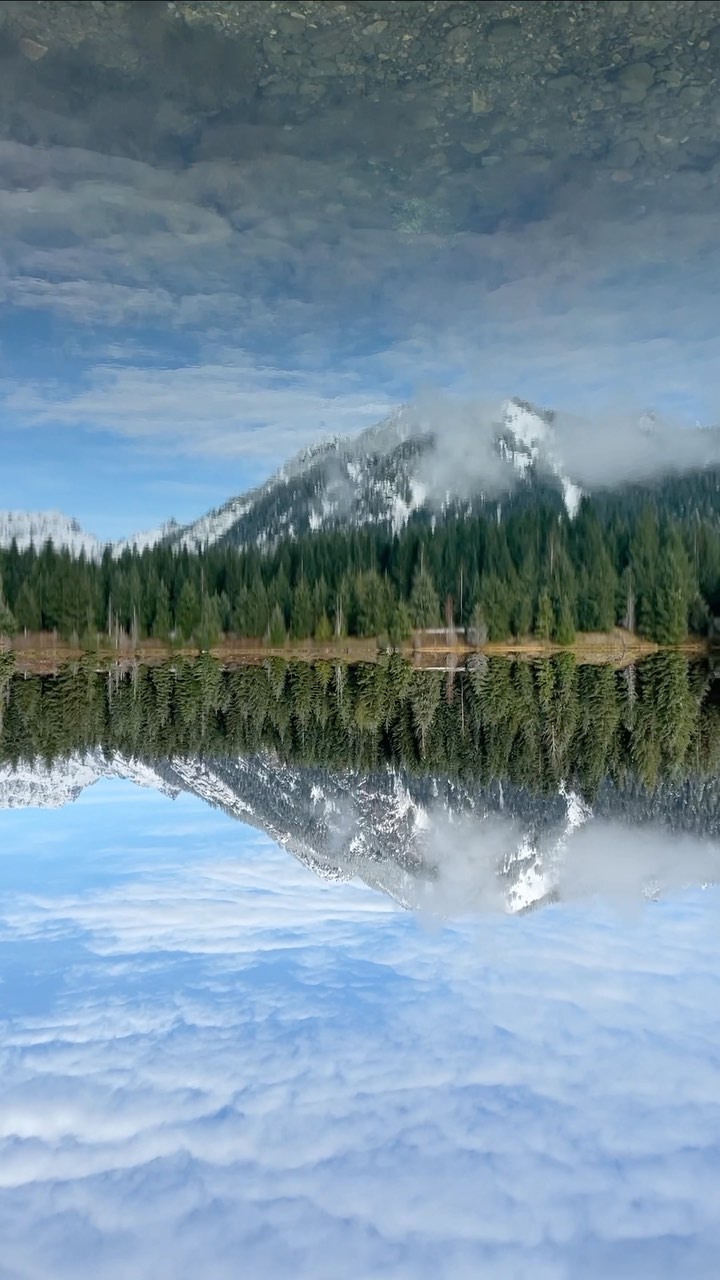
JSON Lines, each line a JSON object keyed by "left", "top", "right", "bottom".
{"left": 2, "top": 651, "right": 719, "bottom": 799}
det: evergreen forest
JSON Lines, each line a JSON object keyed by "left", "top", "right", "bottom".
{"left": 2, "top": 650, "right": 719, "bottom": 802}
{"left": 1, "top": 491, "right": 720, "bottom": 648}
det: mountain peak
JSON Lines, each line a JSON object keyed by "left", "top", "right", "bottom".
{"left": 167, "top": 397, "right": 582, "bottom": 552}
{"left": 0, "top": 398, "right": 589, "bottom": 558}
{"left": 0, "top": 511, "right": 183, "bottom": 561}
{"left": 0, "top": 510, "right": 103, "bottom": 558}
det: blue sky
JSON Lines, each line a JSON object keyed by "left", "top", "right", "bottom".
{"left": 1, "top": 779, "right": 720, "bottom": 1278}
{"left": 2, "top": 137, "right": 720, "bottom": 538}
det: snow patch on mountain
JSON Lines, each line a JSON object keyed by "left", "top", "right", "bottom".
{"left": 0, "top": 753, "right": 178, "bottom": 810}
{"left": 0, "top": 512, "right": 181, "bottom": 560}
{"left": 390, "top": 478, "right": 428, "bottom": 533}
{"left": 562, "top": 478, "right": 583, "bottom": 518}
{"left": 502, "top": 400, "right": 582, "bottom": 517}
{"left": 505, "top": 400, "right": 551, "bottom": 451}
{"left": 0, "top": 756, "right": 103, "bottom": 809}
{"left": 0, "top": 511, "right": 103, "bottom": 559}
{"left": 174, "top": 499, "right": 253, "bottom": 552}
{"left": 1, "top": 398, "right": 587, "bottom": 560}
{"left": 504, "top": 783, "right": 592, "bottom": 913}
{"left": 113, "top": 520, "right": 182, "bottom": 556}
{"left": 166, "top": 758, "right": 254, "bottom": 818}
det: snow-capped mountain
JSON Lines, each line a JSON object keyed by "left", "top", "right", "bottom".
{"left": 0, "top": 399, "right": 583, "bottom": 559}
{"left": 0, "top": 753, "right": 177, "bottom": 809}
{"left": 5, "top": 398, "right": 718, "bottom": 560}
{"left": 167, "top": 405, "right": 427, "bottom": 551}
{"left": 152, "top": 399, "right": 589, "bottom": 552}
{"left": 0, "top": 511, "right": 181, "bottom": 560}
{"left": 2, "top": 749, "right": 718, "bottom": 915}
{"left": 167, "top": 399, "right": 583, "bottom": 552}
{"left": 0, "top": 511, "right": 103, "bottom": 559}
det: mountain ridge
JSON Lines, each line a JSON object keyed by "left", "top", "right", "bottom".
{"left": 0, "top": 510, "right": 183, "bottom": 561}
{"left": 0, "top": 400, "right": 581, "bottom": 558}
{"left": 3, "top": 399, "right": 720, "bottom": 561}
{"left": 2, "top": 749, "right": 719, "bottom": 915}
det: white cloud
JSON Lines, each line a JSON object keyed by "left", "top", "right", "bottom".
{"left": 4, "top": 277, "right": 176, "bottom": 325}
{"left": 2, "top": 130, "right": 720, "bottom": 528}
{"left": 2, "top": 360, "right": 395, "bottom": 462}
{"left": 1, "top": 807, "right": 720, "bottom": 1279}
{"left": 3, "top": 137, "right": 720, "bottom": 435}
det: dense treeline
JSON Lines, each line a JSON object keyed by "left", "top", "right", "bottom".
{"left": 1, "top": 494, "right": 720, "bottom": 647}
{"left": 1, "top": 651, "right": 719, "bottom": 798}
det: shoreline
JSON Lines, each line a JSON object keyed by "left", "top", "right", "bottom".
{"left": 1, "top": 629, "right": 711, "bottom": 676}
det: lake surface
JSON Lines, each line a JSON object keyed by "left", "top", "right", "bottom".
{"left": 2, "top": 654, "right": 720, "bottom": 1278}
{"left": 4, "top": 0, "right": 720, "bottom": 1274}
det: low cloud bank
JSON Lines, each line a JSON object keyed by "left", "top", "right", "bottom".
{"left": 403, "top": 393, "right": 720, "bottom": 508}
{"left": 420, "top": 809, "right": 720, "bottom": 917}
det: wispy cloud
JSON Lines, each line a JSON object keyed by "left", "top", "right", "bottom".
{"left": 3, "top": 137, "right": 720, "bottom": 417}
{"left": 2, "top": 360, "right": 395, "bottom": 462}
{"left": 3, "top": 132, "right": 720, "bottom": 519}
{"left": 0, "top": 816, "right": 719, "bottom": 1280}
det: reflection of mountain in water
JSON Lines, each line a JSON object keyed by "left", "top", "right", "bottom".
{"left": 2, "top": 740, "right": 720, "bottom": 916}
{"left": 0, "top": 747, "right": 572, "bottom": 909}
{"left": 158, "top": 753, "right": 720, "bottom": 911}
{"left": 2, "top": 651, "right": 720, "bottom": 912}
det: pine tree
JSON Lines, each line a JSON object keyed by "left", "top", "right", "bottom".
{"left": 511, "top": 591, "right": 533, "bottom": 640}
{"left": 535, "top": 589, "right": 554, "bottom": 642}
{"left": 553, "top": 598, "right": 576, "bottom": 646}
{"left": 653, "top": 528, "right": 691, "bottom": 644}
{"left": 14, "top": 580, "right": 40, "bottom": 633}
{"left": 152, "top": 581, "right": 172, "bottom": 640}
{"left": 0, "top": 597, "right": 15, "bottom": 637}
{"left": 689, "top": 593, "right": 711, "bottom": 637}
{"left": 631, "top": 506, "right": 661, "bottom": 637}
{"left": 314, "top": 613, "right": 333, "bottom": 642}
{"left": 479, "top": 574, "right": 512, "bottom": 640}
{"left": 231, "top": 586, "right": 249, "bottom": 636}
{"left": 468, "top": 602, "right": 488, "bottom": 646}
{"left": 574, "top": 505, "right": 617, "bottom": 632}
{"left": 245, "top": 577, "right": 269, "bottom": 637}
{"left": 291, "top": 579, "right": 315, "bottom": 639}
{"left": 196, "top": 593, "right": 221, "bottom": 650}
{"left": 177, "top": 579, "right": 201, "bottom": 641}
{"left": 355, "top": 570, "right": 389, "bottom": 637}
{"left": 388, "top": 600, "right": 413, "bottom": 647}
{"left": 620, "top": 566, "right": 636, "bottom": 633}
{"left": 312, "top": 577, "right": 329, "bottom": 626}
{"left": 334, "top": 576, "right": 352, "bottom": 638}
{"left": 409, "top": 670, "right": 442, "bottom": 756}
{"left": 0, "top": 575, "right": 16, "bottom": 637}
{"left": 266, "top": 604, "right": 287, "bottom": 646}
{"left": 410, "top": 566, "right": 440, "bottom": 629}
{"left": 590, "top": 547, "right": 617, "bottom": 631}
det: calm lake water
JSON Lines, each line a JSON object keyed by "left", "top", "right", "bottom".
{"left": 1, "top": 654, "right": 720, "bottom": 1277}
{"left": 4, "top": 0, "right": 720, "bottom": 1274}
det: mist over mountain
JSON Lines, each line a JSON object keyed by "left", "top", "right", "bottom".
{"left": 2, "top": 746, "right": 719, "bottom": 917}
{"left": 3, "top": 398, "right": 719, "bottom": 558}
{"left": 2, "top": 651, "right": 720, "bottom": 916}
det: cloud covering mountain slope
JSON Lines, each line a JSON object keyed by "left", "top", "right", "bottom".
{"left": 3, "top": 398, "right": 719, "bottom": 558}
